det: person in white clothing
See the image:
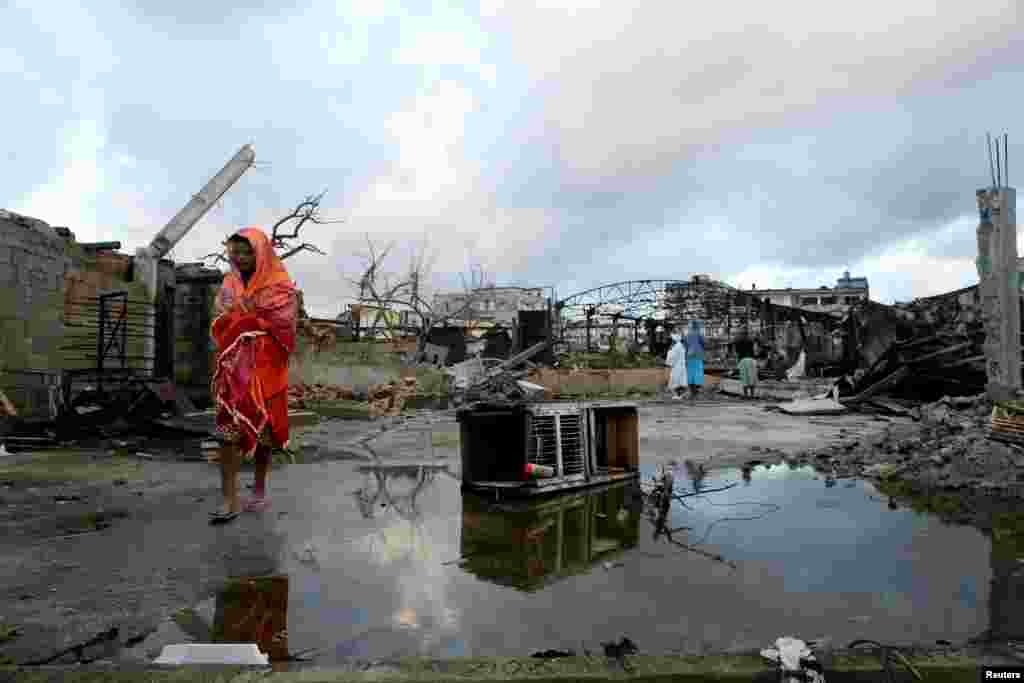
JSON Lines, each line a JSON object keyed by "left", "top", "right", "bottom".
{"left": 665, "top": 332, "right": 688, "bottom": 400}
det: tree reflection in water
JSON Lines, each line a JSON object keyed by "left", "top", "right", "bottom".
{"left": 352, "top": 464, "right": 449, "bottom": 522}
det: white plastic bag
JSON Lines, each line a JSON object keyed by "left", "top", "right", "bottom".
{"left": 761, "top": 636, "right": 825, "bottom": 683}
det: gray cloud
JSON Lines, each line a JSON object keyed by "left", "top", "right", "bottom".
{"left": 5, "top": 0, "right": 1024, "bottom": 313}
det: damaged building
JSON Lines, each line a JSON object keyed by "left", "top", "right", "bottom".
{"left": 556, "top": 275, "right": 848, "bottom": 371}
{"left": 0, "top": 145, "right": 256, "bottom": 424}
{"left": 0, "top": 208, "right": 228, "bottom": 421}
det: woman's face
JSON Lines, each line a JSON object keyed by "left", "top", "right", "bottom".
{"left": 227, "top": 239, "right": 256, "bottom": 274}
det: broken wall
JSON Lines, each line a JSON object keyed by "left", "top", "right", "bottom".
{"left": 0, "top": 210, "right": 153, "bottom": 417}
{"left": 0, "top": 211, "right": 70, "bottom": 416}
{"left": 656, "top": 283, "right": 844, "bottom": 368}
{"left": 174, "top": 265, "right": 223, "bottom": 395}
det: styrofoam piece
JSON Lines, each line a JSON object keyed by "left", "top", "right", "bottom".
{"left": 153, "top": 643, "right": 268, "bottom": 666}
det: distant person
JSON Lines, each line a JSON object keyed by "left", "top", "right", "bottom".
{"left": 734, "top": 328, "right": 757, "bottom": 399}
{"left": 754, "top": 335, "right": 769, "bottom": 362}
{"left": 209, "top": 228, "right": 300, "bottom": 524}
{"left": 685, "top": 320, "right": 705, "bottom": 400}
{"left": 665, "top": 331, "right": 688, "bottom": 400}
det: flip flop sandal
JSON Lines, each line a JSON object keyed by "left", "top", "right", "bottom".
{"left": 209, "top": 510, "right": 240, "bottom": 525}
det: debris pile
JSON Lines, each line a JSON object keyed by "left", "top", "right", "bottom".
{"left": 448, "top": 341, "right": 552, "bottom": 406}
{"left": 287, "top": 382, "right": 355, "bottom": 405}
{"left": 792, "top": 393, "right": 1024, "bottom": 499}
{"left": 840, "top": 292, "right": 985, "bottom": 405}
{"left": 367, "top": 377, "right": 418, "bottom": 417}
{"left": 287, "top": 377, "right": 419, "bottom": 417}
{"left": 460, "top": 368, "right": 547, "bottom": 404}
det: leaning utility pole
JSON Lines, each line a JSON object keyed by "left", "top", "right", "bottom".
{"left": 976, "top": 133, "right": 1020, "bottom": 399}
{"left": 135, "top": 144, "right": 256, "bottom": 376}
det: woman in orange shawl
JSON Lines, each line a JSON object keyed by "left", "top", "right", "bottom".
{"left": 209, "top": 227, "right": 299, "bottom": 524}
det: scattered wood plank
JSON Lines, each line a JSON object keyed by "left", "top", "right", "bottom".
{"left": 904, "top": 342, "right": 973, "bottom": 366}
{"left": 843, "top": 366, "right": 910, "bottom": 404}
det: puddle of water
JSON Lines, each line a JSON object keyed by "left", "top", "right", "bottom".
{"left": 207, "top": 460, "right": 1009, "bottom": 664}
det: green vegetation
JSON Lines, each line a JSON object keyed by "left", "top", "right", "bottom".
{"left": 877, "top": 479, "right": 970, "bottom": 517}
{"left": 0, "top": 452, "right": 143, "bottom": 483}
{"left": 295, "top": 338, "right": 406, "bottom": 367}
{"left": 270, "top": 447, "right": 300, "bottom": 466}
{"left": 431, "top": 430, "right": 461, "bottom": 448}
{"left": 414, "top": 367, "right": 450, "bottom": 397}
{"left": 170, "top": 608, "right": 211, "bottom": 642}
{"left": 991, "top": 511, "right": 1024, "bottom": 559}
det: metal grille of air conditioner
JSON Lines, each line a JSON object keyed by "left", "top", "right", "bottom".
{"left": 559, "top": 414, "right": 585, "bottom": 476}
{"left": 527, "top": 413, "right": 584, "bottom": 477}
{"left": 528, "top": 415, "right": 558, "bottom": 470}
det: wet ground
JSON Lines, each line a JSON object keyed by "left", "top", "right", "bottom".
{"left": 0, "top": 400, "right": 1019, "bottom": 667}
{"left": 141, "top": 462, "right": 998, "bottom": 665}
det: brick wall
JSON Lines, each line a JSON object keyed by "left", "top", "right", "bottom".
{"left": 61, "top": 252, "right": 151, "bottom": 373}
{"left": 0, "top": 210, "right": 151, "bottom": 417}
{"left": 0, "top": 211, "right": 72, "bottom": 416}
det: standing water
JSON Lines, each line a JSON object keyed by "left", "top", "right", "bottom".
{"left": 205, "top": 459, "right": 1003, "bottom": 664}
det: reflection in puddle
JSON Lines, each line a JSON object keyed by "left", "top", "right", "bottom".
{"left": 353, "top": 464, "right": 451, "bottom": 521}
{"left": 213, "top": 575, "right": 290, "bottom": 664}
{"left": 460, "top": 481, "right": 643, "bottom": 591}
{"left": 220, "top": 456, "right": 1022, "bottom": 661}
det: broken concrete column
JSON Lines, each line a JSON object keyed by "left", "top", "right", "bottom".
{"left": 976, "top": 187, "right": 1020, "bottom": 399}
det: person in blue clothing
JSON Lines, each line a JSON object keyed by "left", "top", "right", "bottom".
{"left": 685, "top": 320, "right": 705, "bottom": 400}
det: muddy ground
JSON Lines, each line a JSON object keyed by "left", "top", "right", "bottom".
{"left": 0, "top": 392, "right": 1021, "bottom": 666}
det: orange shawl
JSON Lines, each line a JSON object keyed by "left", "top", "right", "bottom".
{"left": 211, "top": 227, "right": 298, "bottom": 457}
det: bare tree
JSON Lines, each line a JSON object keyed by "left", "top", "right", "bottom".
{"left": 202, "top": 191, "right": 341, "bottom": 266}
{"left": 351, "top": 234, "right": 489, "bottom": 364}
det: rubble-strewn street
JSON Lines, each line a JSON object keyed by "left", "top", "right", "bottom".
{"left": 6, "top": 11, "right": 1024, "bottom": 676}
{"left": 1, "top": 396, "right": 1023, "bottom": 669}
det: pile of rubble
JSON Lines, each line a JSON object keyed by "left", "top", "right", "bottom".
{"left": 447, "top": 341, "right": 552, "bottom": 406}
{"left": 840, "top": 292, "right": 985, "bottom": 405}
{"left": 288, "top": 377, "right": 419, "bottom": 418}
{"left": 288, "top": 382, "right": 356, "bottom": 404}
{"left": 792, "top": 393, "right": 1024, "bottom": 499}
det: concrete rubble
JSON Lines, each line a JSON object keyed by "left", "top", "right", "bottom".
{"left": 446, "top": 341, "right": 552, "bottom": 406}
{"left": 287, "top": 376, "right": 419, "bottom": 418}
{"left": 783, "top": 392, "right": 1024, "bottom": 501}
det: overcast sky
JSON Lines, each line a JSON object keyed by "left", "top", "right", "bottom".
{"left": 3, "top": 1, "right": 1022, "bottom": 317}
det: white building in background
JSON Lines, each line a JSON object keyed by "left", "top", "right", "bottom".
{"left": 433, "top": 286, "right": 546, "bottom": 326}
{"left": 746, "top": 271, "right": 870, "bottom": 315}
